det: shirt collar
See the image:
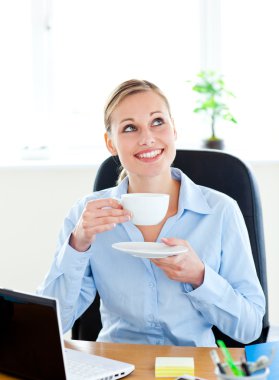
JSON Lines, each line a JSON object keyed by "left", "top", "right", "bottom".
{"left": 171, "top": 167, "right": 212, "bottom": 215}
{"left": 112, "top": 167, "right": 212, "bottom": 215}
{"left": 111, "top": 177, "right": 129, "bottom": 199}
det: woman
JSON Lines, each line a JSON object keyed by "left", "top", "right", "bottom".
{"left": 38, "top": 79, "right": 265, "bottom": 346}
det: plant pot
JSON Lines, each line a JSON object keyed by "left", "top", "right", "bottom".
{"left": 203, "top": 138, "right": 224, "bottom": 150}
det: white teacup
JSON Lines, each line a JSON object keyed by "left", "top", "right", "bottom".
{"left": 120, "top": 193, "right": 169, "bottom": 226}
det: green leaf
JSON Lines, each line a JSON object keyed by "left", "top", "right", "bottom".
{"left": 189, "top": 70, "right": 237, "bottom": 129}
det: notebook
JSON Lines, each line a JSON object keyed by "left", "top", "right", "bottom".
{"left": 0, "top": 288, "right": 135, "bottom": 380}
{"left": 155, "top": 357, "right": 194, "bottom": 377}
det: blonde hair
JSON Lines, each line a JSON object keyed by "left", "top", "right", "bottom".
{"left": 104, "top": 79, "right": 172, "bottom": 183}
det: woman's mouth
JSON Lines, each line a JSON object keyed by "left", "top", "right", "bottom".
{"left": 135, "top": 149, "right": 163, "bottom": 160}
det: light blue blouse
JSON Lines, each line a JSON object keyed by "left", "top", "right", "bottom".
{"left": 37, "top": 167, "right": 265, "bottom": 346}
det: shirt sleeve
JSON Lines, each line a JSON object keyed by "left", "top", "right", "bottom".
{"left": 37, "top": 201, "right": 97, "bottom": 333}
{"left": 183, "top": 200, "right": 266, "bottom": 344}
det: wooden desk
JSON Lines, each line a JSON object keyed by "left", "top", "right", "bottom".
{"left": 66, "top": 340, "right": 243, "bottom": 380}
{"left": 0, "top": 340, "right": 244, "bottom": 380}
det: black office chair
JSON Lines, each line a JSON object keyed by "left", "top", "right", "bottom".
{"left": 72, "top": 149, "right": 269, "bottom": 347}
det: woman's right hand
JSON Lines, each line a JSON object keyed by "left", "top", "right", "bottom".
{"left": 69, "top": 198, "right": 131, "bottom": 252}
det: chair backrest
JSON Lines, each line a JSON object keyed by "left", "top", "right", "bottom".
{"left": 72, "top": 149, "right": 269, "bottom": 347}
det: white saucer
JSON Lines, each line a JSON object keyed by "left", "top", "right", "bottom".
{"left": 112, "top": 242, "right": 187, "bottom": 258}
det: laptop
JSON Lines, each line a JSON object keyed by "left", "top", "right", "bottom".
{"left": 0, "top": 288, "right": 135, "bottom": 380}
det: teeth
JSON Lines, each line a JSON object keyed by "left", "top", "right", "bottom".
{"left": 137, "top": 149, "right": 162, "bottom": 158}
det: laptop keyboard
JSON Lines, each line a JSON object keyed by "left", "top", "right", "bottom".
{"left": 67, "top": 358, "right": 114, "bottom": 380}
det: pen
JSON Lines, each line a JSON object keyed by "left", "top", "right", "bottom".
{"left": 210, "top": 349, "right": 226, "bottom": 374}
{"left": 240, "top": 355, "right": 251, "bottom": 376}
{"left": 217, "top": 340, "right": 244, "bottom": 377}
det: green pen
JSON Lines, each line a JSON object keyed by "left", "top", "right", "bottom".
{"left": 217, "top": 340, "right": 245, "bottom": 377}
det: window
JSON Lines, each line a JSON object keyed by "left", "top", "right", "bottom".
{"left": 50, "top": 0, "right": 201, "bottom": 157}
{"left": 0, "top": 0, "right": 278, "bottom": 163}
{"left": 220, "top": 0, "right": 279, "bottom": 158}
{"left": 0, "top": 0, "right": 200, "bottom": 163}
{"left": 0, "top": 1, "right": 33, "bottom": 157}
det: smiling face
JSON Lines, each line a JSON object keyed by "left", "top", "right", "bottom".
{"left": 105, "top": 90, "right": 177, "bottom": 182}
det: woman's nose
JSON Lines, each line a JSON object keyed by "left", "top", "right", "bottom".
{"left": 138, "top": 129, "right": 155, "bottom": 146}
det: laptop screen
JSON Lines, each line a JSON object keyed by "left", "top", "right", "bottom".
{"left": 0, "top": 289, "right": 66, "bottom": 380}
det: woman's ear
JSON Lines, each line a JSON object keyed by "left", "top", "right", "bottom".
{"left": 104, "top": 132, "right": 117, "bottom": 155}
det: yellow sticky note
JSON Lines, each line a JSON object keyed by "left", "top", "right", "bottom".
{"left": 155, "top": 356, "right": 195, "bottom": 377}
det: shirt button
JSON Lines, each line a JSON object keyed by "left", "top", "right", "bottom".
{"left": 149, "top": 282, "right": 154, "bottom": 288}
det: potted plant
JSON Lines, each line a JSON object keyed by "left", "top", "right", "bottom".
{"left": 191, "top": 70, "right": 237, "bottom": 149}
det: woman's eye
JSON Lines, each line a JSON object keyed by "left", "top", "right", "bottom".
{"left": 123, "top": 124, "right": 136, "bottom": 133}
{"left": 152, "top": 118, "right": 164, "bottom": 126}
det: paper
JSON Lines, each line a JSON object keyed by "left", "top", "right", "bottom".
{"left": 155, "top": 357, "right": 194, "bottom": 377}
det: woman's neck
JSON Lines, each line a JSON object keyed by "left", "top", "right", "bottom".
{"left": 127, "top": 171, "right": 180, "bottom": 214}
{"left": 127, "top": 171, "right": 172, "bottom": 194}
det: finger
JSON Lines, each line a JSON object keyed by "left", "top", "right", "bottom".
{"left": 78, "top": 223, "right": 117, "bottom": 243}
{"left": 161, "top": 237, "right": 189, "bottom": 248}
{"left": 151, "top": 254, "right": 187, "bottom": 270}
{"left": 150, "top": 258, "right": 177, "bottom": 269}
{"left": 94, "top": 208, "right": 131, "bottom": 218}
{"left": 87, "top": 223, "right": 117, "bottom": 235}
{"left": 96, "top": 214, "right": 131, "bottom": 225}
{"left": 86, "top": 198, "right": 123, "bottom": 211}
{"left": 152, "top": 263, "right": 180, "bottom": 280}
{"left": 151, "top": 255, "right": 182, "bottom": 265}
{"left": 82, "top": 214, "right": 130, "bottom": 229}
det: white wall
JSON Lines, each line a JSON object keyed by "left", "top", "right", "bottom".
{"left": 0, "top": 161, "right": 278, "bottom": 326}
{"left": 0, "top": 165, "right": 96, "bottom": 294}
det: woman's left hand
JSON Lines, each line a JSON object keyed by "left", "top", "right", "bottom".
{"left": 150, "top": 237, "right": 205, "bottom": 288}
